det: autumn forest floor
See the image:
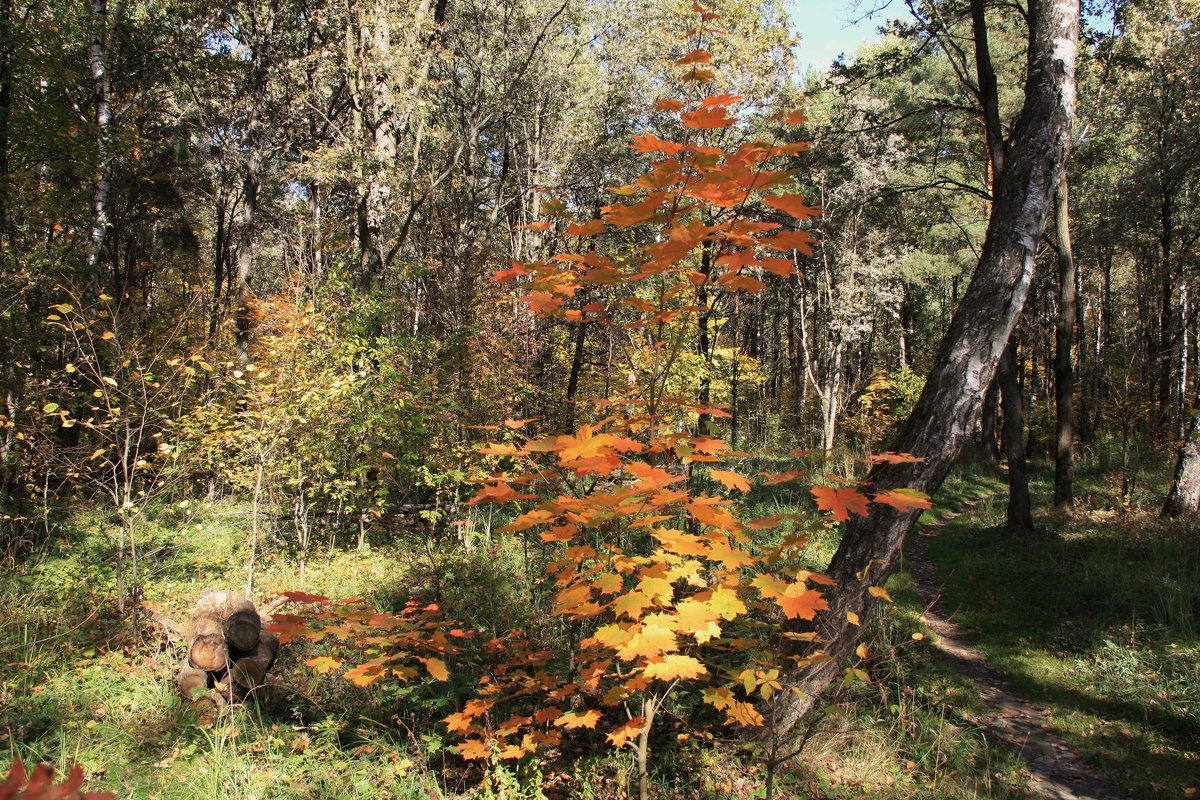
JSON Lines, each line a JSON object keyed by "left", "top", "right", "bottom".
{"left": 1, "top": 444, "right": 1198, "bottom": 800}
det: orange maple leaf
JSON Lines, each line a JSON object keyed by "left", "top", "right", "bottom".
{"left": 606, "top": 716, "right": 647, "bottom": 747}
{"left": 467, "top": 482, "right": 537, "bottom": 505}
{"left": 710, "top": 468, "right": 750, "bottom": 492}
{"left": 566, "top": 219, "right": 607, "bottom": 236}
{"left": 717, "top": 273, "right": 767, "bottom": 293}
{"left": 758, "top": 229, "right": 814, "bottom": 254}
{"left": 456, "top": 739, "right": 492, "bottom": 760}
{"left": 671, "top": 599, "right": 723, "bottom": 643}
{"left": 811, "top": 485, "right": 870, "bottom": 522}
{"left": 774, "top": 582, "right": 828, "bottom": 620}
{"left": 629, "top": 134, "right": 687, "bottom": 155}
{"left": 763, "top": 193, "right": 819, "bottom": 220}
{"left": 602, "top": 192, "right": 671, "bottom": 227}
{"left": 873, "top": 488, "right": 932, "bottom": 512}
{"left": 868, "top": 451, "right": 926, "bottom": 464}
{"left": 524, "top": 291, "right": 564, "bottom": 314}
{"left": 554, "top": 709, "right": 602, "bottom": 729}
{"left": 681, "top": 105, "right": 735, "bottom": 129}
{"left": 758, "top": 257, "right": 796, "bottom": 277}
{"left": 612, "top": 590, "right": 654, "bottom": 620}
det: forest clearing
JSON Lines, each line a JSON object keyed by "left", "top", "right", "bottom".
{"left": 1, "top": 0, "right": 1198, "bottom": 797}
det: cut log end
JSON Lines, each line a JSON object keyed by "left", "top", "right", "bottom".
{"left": 176, "top": 666, "right": 208, "bottom": 701}
{"left": 188, "top": 633, "right": 228, "bottom": 672}
{"left": 230, "top": 631, "right": 278, "bottom": 690}
{"left": 225, "top": 608, "right": 261, "bottom": 652}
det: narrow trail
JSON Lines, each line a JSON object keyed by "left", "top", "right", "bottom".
{"left": 905, "top": 499, "right": 1127, "bottom": 800}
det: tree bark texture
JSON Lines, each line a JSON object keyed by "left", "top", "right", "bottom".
{"left": 764, "top": 0, "right": 1078, "bottom": 738}
{"left": 85, "top": 0, "right": 113, "bottom": 279}
{"left": 999, "top": 337, "right": 1034, "bottom": 533}
{"left": 234, "top": 1, "right": 277, "bottom": 364}
{"left": 1163, "top": 394, "right": 1200, "bottom": 516}
{"left": 1054, "top": 170, "right": 1076, "bottom": 509}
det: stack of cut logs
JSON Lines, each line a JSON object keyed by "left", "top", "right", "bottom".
{"left": 175, "top": 590, "right": 278, "bottom": 705}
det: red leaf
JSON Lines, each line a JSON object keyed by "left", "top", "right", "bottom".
{"left": 675, "top": 49, "right": 712, "bottom": 65}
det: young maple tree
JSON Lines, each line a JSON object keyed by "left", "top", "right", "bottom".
{"left": 282, "top": 6, "right": 929, "bottom": 796}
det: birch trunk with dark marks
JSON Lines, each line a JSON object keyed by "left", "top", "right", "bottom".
{"left": 1054, "top": 171, "right": 1076, "bottom": 509}
{"left": 85, "top": 0, "right": 114, "bottom": 279}
{"left": 762, "top": 0, "right": 1078, "bottom": 739}
{"left": 999, "top": 337, "right": 1034, "bottom": 533}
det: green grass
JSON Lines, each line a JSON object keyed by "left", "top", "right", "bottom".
{"left": 924, "top": 462, "right": 1200, "bottom": 799}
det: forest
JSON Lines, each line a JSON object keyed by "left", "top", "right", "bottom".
{"left": 0, "top": 0, "right": 1197, "bottom": 796}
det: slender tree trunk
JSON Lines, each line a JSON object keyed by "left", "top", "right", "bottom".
{"left": 235, "top": 156, "right": 260, "bottom": 364}
{"left": 980, "top": 378, "right": 1001, "bottom": 461}
{"left": 696, "top": 248, "right": 713, "bottom": 433}
{"left": 565, "top": 322, "right": 586, "bottom": 431}
{"left": 1053, "top": 171, "right": 1076, "bottom": 509}
{"left": 233, "top": 1, "right": 276, "bottom": 364}
{"left": 0, "top": 0, "right": 11, "bottom": 241}
{"left": 1164, "top": 391, "right": 1200, "bottom": 516}
{"left": 85, "top": 0, "right": 114, "bottom": 280}
{"left": 764, "top": 0, "right": 1078, "bottom": 736}
{"left": 999, "top": 338, "right": 1034, "bottom": 532}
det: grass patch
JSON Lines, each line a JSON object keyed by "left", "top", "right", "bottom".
{"left": 925, "top": 463, "right": 1200, "bottom": 799}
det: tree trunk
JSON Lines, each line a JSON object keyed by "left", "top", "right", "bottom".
{"left": 1163, "top": 394, "right": 1200, "bottom": 516}
{"left": 764, "top": 0, "right": 1078, "bottom": 737}
{"left": 999, "top": 337, "right": 1034, "bottom": 532}
{"left": 233, "top": 1, "right": 277, "bottom": 364}
{"left": 85, "top": 0, "right": 114, "bottom": 280}
{"left": 1053, "top": 171, "right": 1076, "bottom": 509}
{"left": 565, "top": 321, "right": 586, "bottom": 431}
{"left": 980, "top": 378, "right": 1001, "bottom": 461}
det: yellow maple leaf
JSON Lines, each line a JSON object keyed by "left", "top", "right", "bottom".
{"left": 615, "top": 619, "right": 678, "bottom": 661}
{"left": 643, "top": 654, "right": 707, "bottom": 681}
{"left": 423, "top": 657, "right": 449, "bottom": 681}
{"left": 306, "top": 655, "right": 342, "bottom": 675}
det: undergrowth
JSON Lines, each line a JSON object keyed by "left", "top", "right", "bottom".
{"left": 2, "top": 445, "right": 1196, "bottom": 798}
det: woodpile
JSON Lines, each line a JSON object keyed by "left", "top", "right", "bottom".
{"left": 176, "top": 590, "right": 278, "bottom": 707}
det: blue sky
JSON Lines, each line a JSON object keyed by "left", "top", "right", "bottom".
{"left": 788, "top": 0, "right": 911, "bottom": 73}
